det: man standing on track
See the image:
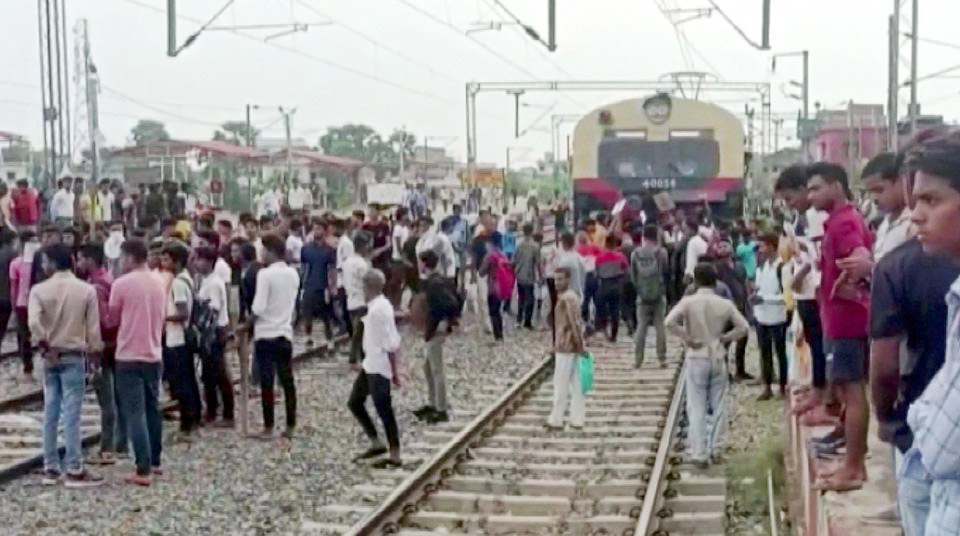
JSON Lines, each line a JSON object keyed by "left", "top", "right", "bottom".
{"left": 348, "top": 268, "right": 403, "bottom": 467}
{"left": 251, "top": 234, "right": 300, "bottom": 440}
{"left": 806, "top": 162, "right": 873, "bottom": 492}
{"left": 546, "top": 266, "right": 586, "bottom": 431}
{"left": 160, "top": 242, "right": 202, "bottom": 440}
{"left": 30, "top": 244, "right": 104, "bottom": 487}
{"left": 342, "top": 231, "right": 373, "bottom": 364}
{"left": 111, "top": 239, "right": 167, "bottom": 486}
{"left": 512, "top": 223, "right": 541, "bottom": 330}
{"left": 665, "top": 263, "right": 749, "bottom": 469}
{"left": 413, "top": 250, "right": 458, "bottom": 424}
{"left": 631, "top": 224, "right": 669, "bottom": 368}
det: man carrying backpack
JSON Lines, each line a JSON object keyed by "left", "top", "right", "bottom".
{"left": 160, "top": 242, "right": 201, "bottom": 439}
{"left": 752, "top": 233, "right": 789, "bottom": 400}
{"left": 631, "top": 224, "right": 669, "bottom": 368}
{"left": 194, "top": 246, "right": 234, "bottom": 426}
{"left": 478, "top": 231, "right": 513, "bottom": 342}
{"left": 413, "top": 250, "right": 459, "bottom": 424}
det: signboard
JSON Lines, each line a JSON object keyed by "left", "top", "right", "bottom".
{"left": 366, "top": 183, "right": 406, "bottom": 206}
{"left": 459, "top": 168, "right": 504, "bottom": 187}
{"left": 797, "top": 118, "right": 820, "bottom": 140}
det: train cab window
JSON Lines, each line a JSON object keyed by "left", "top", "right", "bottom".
{"left": 598, "top": 136, "right": 719, "bottom": 180}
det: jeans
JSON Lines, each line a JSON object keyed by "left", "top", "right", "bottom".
{"left": 796, "top": 299, "right": 826, "bottom": 389}
{"left": 348, "top": 371, "right": 400, "bottom": 449}
{"left": 597, "top": 276, "right": 623, "bottom": 341}
{"left": 686, "top": 357, "right": 728, "bottom": 463}
{"left": 255, "top": 337, "right": 296, "bottom": 430}
{"left": 756, "top": 323, "right": 788, "bottom": 389}
{"left": 200, "top": 336, "right": 234, "bottom": 421}
{"left": 517, "top": 282, "right": 535, "bottom": 328}
{"left": 42, "top": 356, "right": 86, "bottom": 474}
{"left": 14, "top": 306, "right": 32, "bottom": 374}
{"left": 424, "top": 334, "right": 447, "bottom": 412}
{"left": 348, "top": 308, "right": 367, "bottom": 364}
{"left": 116, "top": 361, "right": 163, "bottom": 476}
{"left": 635, "top": 299, "right": 667, "bottom": 366}
{"left": 487, "top": 294, "right": 504, "bottom": 340}
{"left": 581, "top": 273, "right": 598, "bottom": 323}
{"left": 898, "top": 448, "right": 932, "bottom": 536}
{"left": 547, "top": 352, "right": 585, "bottom": 428}
{"left": 164, "top": 345, "right": 201, "bottom": 432}
{"left": 92, "top": 365, "right": 128, "bottom": 452}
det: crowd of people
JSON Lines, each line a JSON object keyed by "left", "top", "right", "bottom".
{"left": 4, "top": 128, "right": 960, "bottom": 533}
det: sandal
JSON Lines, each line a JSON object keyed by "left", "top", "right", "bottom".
{"left": 353, "top": 447, "right": 387, "bottom": 461}
{"left": 814, "top": 475, "right": 863, "bottom": 492}
{"left": 371, "top": 458, "right": 403, "bottom": 469}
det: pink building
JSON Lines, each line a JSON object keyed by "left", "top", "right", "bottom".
{"left": 812, "top": 104, "right": 889, "bottom": 176}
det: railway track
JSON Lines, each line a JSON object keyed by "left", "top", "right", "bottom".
{"left": 309, "top": 340, "right": 726, "bottom": 536}
{"left": 0, "top": 332, "right": 345, "bottom": 484}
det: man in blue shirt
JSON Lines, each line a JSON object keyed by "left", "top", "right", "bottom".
{"left": 299, "top": 220, "right": 337, "bottom": 348}
{"left": 734, "top": 229, "right": 758, "bottom": 281}
{"left": 900, "top": 130, "right": 960, "bottom": 536}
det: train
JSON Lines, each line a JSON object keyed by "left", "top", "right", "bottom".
{"left": 570, "top": 93, "right": 746, "bottom": 224}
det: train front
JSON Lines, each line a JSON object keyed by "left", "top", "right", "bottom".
{"left": 570, "top": 93, "right": 745, "bottom": 225}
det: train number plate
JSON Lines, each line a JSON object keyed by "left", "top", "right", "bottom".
{"left": 640, "top": 178, "right": 677, "bottom": 189}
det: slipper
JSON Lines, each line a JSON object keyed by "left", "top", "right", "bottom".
{"left": 814, "top": 475, "right": 863, "bottom": 492}
{"left": 371, "top": 458, "right": 403, "bottom": 469}
{"left": 353, "top": 447, "right": 387, "bottom": 461}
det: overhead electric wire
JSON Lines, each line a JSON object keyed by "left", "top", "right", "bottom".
{"left": 293, "top": 0, "right": 461, "bottom": 84}
{"left": 118, "top": 0, "right": 458, "bottom": 106}
{"left": 100, "top": 84, "right": 224, "bottom": 126}
{"left": 393, "top": 0, "right": 585, "bottom": 110}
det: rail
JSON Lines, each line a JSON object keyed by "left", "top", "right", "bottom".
{"left": 345, "top": 352, "right": 554, "bottom": 535}
{"left": 634, "top": 357, "right": 687, "bottom": 536}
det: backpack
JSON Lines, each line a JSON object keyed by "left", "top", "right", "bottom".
{"left": 491, "top": 252, "right": 516, "bottom": 302}
{"left": 178, "top": 275, "right": 218, "bottom": 356}
{"left": 632, "top": 247, "right": 665, "bottom": 302}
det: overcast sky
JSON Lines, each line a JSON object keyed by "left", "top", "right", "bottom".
{"left": 3, "top": 0, "right": 959, "bottom": 166}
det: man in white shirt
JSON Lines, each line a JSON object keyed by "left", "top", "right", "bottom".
{"left": 683, "top": 219, "right": 709, "bottom": 280}
{"left": 250, "top": 234, "right": 301, "bottom": 439}
{"left": 286, "top": 219, "right": 305, "bottom": 270}
{"left": 50, "top": 177, "right": 75, "bottom": 224}
{"left": 160, "top": 242, "right": 201, "bottom": 436}
{"left": 335, "top": 218, "right": 356, "bottom": 336}
{"left": 196, "top": 230, "right": 233, "bottom": 284}
{"left": 751, "top": 234, "right": 789, "bottom": 401}
{"left": 347, "top": 268, "right": 402, "bottom": 467}
{"left": 193, "top": 246, "right": 234, "bottom": 427}
{"left": 342, "top": 231, "right": 372, "bottom": 364}
{"left": 386, "top": 208, "right": 411, "bottom": 307}
{"left": 862, "top": 152, "right": 913, "bottom": 263}
{"left": 287, "top": 180, "right": 311, "bottom": 214}
{"left": 437, "top": 218, "right": 458, "bottom": 279}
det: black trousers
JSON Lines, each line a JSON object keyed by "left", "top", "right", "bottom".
{"left": 200, "top": 335, "right": 234, "bottom": 421}
{"left": 14, "top": 306, "right": 32, "bottom": 374}
{"left": 487, "top": 294, "right": 504, "bottom": 340}
{"left": 337, "top": 288, "right": 351, "bottom": 336}
{"left": 621, "top": 280, "right": 637, "bottom": 334}
{"left": 581, "top": 273, "right": 598, "bottom": 323}
{"left": 733, "top": 334, "right": 748, "bottom": 376}
{"left": 302, "top": 288, "right": 334, "bottom": 340}
{"left": 757, "top": 323, "right": 788, "bottom": 389}
{"left": 597, "top": 276, "right": 624, "bottom": 341}
{"left": 348, "top": 307, "right": 367, "bottom": 364}
{"left": 255, "top": 337, "right": 296, "bottom": 430}
{"left": 348, "top": 371, "right": 399, "bottom": 449}
{"left": 516, "top": 282, "right": 535, "bottom": 328}
{"left": 164, "top": 345, "right": 201, "bottom": 432}
{"left": 796, "top": 299, "right": 826, "bottom": 389}
{"left": 545, "top": 278, "right": 557, "bottom": 343}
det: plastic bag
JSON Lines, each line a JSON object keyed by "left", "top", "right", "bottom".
{"left": 579, "top": 352, "right": 595, "bottom": 394}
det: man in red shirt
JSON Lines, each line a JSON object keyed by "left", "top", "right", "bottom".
{"left": 11, "top": 179, "right": 40, "bottom": 230}
{"left": 807, "top": 162, "right": 874, "bottom": 491}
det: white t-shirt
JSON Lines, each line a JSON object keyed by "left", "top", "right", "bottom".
{"left": 342, "top": 255, "right": 370, "bottom": 311}
{"left": 166, "top": 272, "right": 193, "bottom": 348}
{"left": 437, "top": 232, "right": 457, "bottom": 277}
{"left": 286, "top": 234, "right": 304, "bottom": 265}
{"left": 50, "top": 189, "right": 74, "bottom": 219}
{"left": 684, "top": 234, "right": 709, "bottom": 277}
{"left": 336, "top": 234, "right": 355, "bottom": 289}
{"left": 391, "top": 224, "right": 410, "bottom": 261}
{"left": 198, "top": 273, "right": 229, "bottom": 328}
{"left": 874, "top": 208, "right": 913, "bottom": 262}
{"left": 754, "top": 260, "right": 787, "bottom": 326}
{"left": 251, "top": 261, "right": 300, "bottom": 341}
{"left": 214, "top": 257, "right": 232, "bottom": 285}
{"left": 362, "top": 295, "right": 401, "bottom": 379}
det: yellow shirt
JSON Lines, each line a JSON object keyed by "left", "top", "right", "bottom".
{"left": 590, "top": 225, "right": 608, "bottom": 248}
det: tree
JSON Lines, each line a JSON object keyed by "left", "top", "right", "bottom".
{"left": 318, "top": 124, "right": 420, "bottom": 167}
{"left": 130, "top": 119, "right": 170, "bottom": 145}
{"left": 214, "top": 120, "right": 260, "bottom": 146}
{"left": 388, "top": 128, "right": 417, "bottom": 164}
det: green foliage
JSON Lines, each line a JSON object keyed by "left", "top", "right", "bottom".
{"left": 318, "top": 124, "right": 416, "bottom": 167}
{"left": 215, "top": 120, "right": 260, "bottom": 146}
{"left": 130, "top": 119, "right": 170, "bottom": 145}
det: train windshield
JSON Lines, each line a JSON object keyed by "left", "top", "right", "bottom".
{"left": 597, "top": 137, "right": 720, "bottom": 180}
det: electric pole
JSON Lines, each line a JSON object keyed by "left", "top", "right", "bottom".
{"left": 909, "top": 0, "right": 918, "bottom": 135}
{"left": 279, "top": 106, "right": 297, "bottom": 188}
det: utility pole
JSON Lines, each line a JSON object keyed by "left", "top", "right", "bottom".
{"left": 399, "top": 125, "right": 406, "bottom": 175}
{"left": 888, "top": 7, "right": 899, "bottom": 150}
{"left": 771, "top": 50, "right": 809, "bottom": 161}
{"left": 909, "top": 0, "right": 918, "bottom": 135}
{"left": 423, "top": 136, "right": 429, "bottom": 186}
{"left": 82, "top": 20, "right": 100, "bottom": 184}
{"left": 507, "top": 90, "right": 525, "bottom": 138}
{"left": 279, "top": 106, "right": 297, "bottom": 188}
{"left": 245, "top": 104, "right": 255, "bottom": 211}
